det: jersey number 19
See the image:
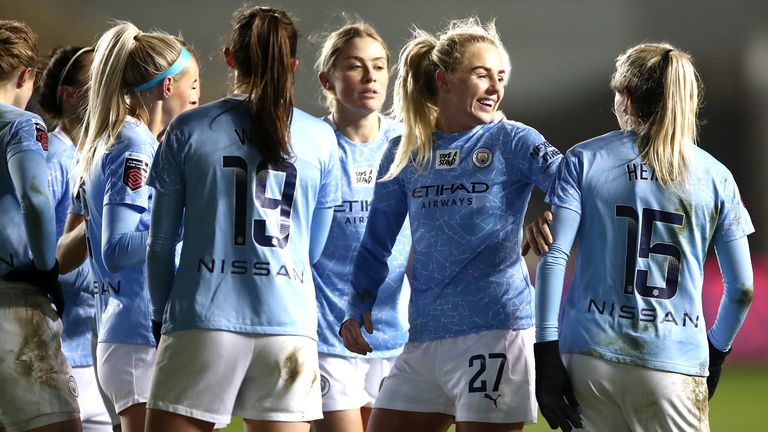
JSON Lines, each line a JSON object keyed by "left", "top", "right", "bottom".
{"left": 222, "top": 156, "right": 297, "bottom": 248}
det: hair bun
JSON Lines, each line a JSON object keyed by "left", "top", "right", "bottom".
{"left": 133, "top": 31, "right": 142, "bottom": 42}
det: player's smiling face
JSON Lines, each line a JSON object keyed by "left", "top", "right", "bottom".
{"left": 436, "top": 42, "right": 505, "bottom": 133}
{"left": 328, "top": 37, "right": 389, "bottom": 117}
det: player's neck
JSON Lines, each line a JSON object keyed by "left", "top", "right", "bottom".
{"left": 333, "top": 109, "right": 380, "bottom": 144}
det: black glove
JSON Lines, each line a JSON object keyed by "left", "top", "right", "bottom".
{"left": 534, "top": 340, "right": 583, "bottom": 432}
{"left": 3, "top": 260, "right": 64, "bottom": 319}
{"left": 707, "top": 336, "right": 731, "bottom": 400}
{"left": 152, "top": 320, "right": 163, "bottom": 347}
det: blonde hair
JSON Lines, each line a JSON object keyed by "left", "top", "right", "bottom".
{"left": 78, "top": 21, "right": 184, "bottom": 178}
{"left": 610, "top": 42, "right": 702, "bottom": 186}
{"left": 383, "top": 17, "right": 509, "bottom": 180}
{"left": 314, "top": 19, "right": 390, "bottom": 112}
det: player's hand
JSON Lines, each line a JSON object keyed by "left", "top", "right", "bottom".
{"left": 339, "top": 312, "right": 373, "bottom": 355}
{"left": 522, "top": 210, "right": 553, "bottom": 256}
{"left": 707, "top": 336, "right": 731, "bottom": 400}
{"left": 2, "top": 260, "right": 65, "bottom": 319}
{"left": 152, "top": 320, "right": 163, "bottom": 348}
{"left": 534, "top": 340, "right": 583, "bottom": 432}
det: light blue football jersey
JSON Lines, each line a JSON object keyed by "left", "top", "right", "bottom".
{"left": 0, "top": 103, "right": 54, "bottom": 275}
{"left": 147, "top": 97, "right": 341, "bottom": 340}
{"left": 352, "top": 113, "right": 561, "bottom": 342}
{"left": 313, "top": 116, "right": 410, "bottom": 358}
{"left": 547, "top": 130, "right": 754, "bottom": 376}
{"left": 46, "top": 128, "right": 96, "bottom": 366}
{"left": 83, "top": 117, "right": 156, "bottom": 345}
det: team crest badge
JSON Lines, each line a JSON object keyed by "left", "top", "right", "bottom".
{"left": 435, "top": 149, "right": 460, "bottom": 169}
{"left": 68, "top": 375, "right": 79, "bottom": 397}
{"left": 33, "top": 121, "right": 48, "bottom": 151}
{"left": 122, "top": 152, "right": 150, "bottom": 191}
{"left": 472, "top": 148, "right": 493, "bottom": 168}
{"left": 320, "top": 375, "right": 331, "bottom": 396}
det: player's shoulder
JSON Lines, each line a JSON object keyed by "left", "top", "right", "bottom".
{"left": 690, "top": 145, "right": 734, "bottom": 181}
{"left": 488, "top": 113, "right": 547, "bottom": 146}
{"left": 46, "top": 128, "right": 76, "bottom": 160}
{"left": 568, "top": 130, "right": 630, "bottom": 155}
{"left": 379, "top": 116, "right": 403, "bottom": 142}
{"left": 0, "top": 103, "right": 45, "bottom": 136}
{"left": 291, "top": 107, "right": 336, "bottom": 148}
{"left": 170, "top": 97, "right": 237, "bottom": 130}
{"left": 109, "top": 117, "right": 157, "bottom": 160}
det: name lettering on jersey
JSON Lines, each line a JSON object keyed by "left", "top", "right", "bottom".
{"left": 472, "top": 147, "right": 493, "bottom": 168}
{"left": 529, "top": 141, "right": 560, "bottom": 164}
{"left": 625, "top": 162, "right": 658, "bottom": 183}
{"left": 234, "top": 128, "right": 253, "bottom": 145}
{"left": 352, "top": 166, "right": 376, "bottom": 187}
{"left": 33, "top": 120, "right": 49, "bottom": 151}
{"left": 122, "top": 152, "right": 150, "bottom": 191}
{"left": 93, "top": 280, "right": 122, "bottom": 295}
{"left": 197, "top": 258, "right": 304, "bottom": 283}
{"left": 334, "top": 200, "right": 371, "bottom": 225}
{"left": 435, "top": 149, "right": 460, "bottom": 169}
{"left": 587, "top": 298, "right": 699, "bottom": 328}
{"left": 0, "top": 253, "right": 14, "bottom": 268}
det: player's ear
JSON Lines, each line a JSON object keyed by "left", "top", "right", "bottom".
{"left": 161, "top": 76, "right": 173, "bottom": 98}
{"left": 435, "top": 68, "right": 449, "bottom": 91}
{"left": 16, "top": 67, "right": 34, "bottom": 90}
{"left": 290, "top": 58, "right": 300, "bottom": 72}
{"left": 319, "top": 71, "right": 334, "bottom": 91}
{"left": 223, "top": 47, "right": 236, "bottom": 69}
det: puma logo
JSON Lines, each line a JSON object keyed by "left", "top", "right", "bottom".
{"left": 484, "top": 393, "right": 502, "bottom": 408}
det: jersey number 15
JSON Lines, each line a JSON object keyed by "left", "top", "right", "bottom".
{"left": 222, "top": 156, "right": 297, "bottom": 248}
{"left": 615, "top": 205, "right": 685, "bottom": 300}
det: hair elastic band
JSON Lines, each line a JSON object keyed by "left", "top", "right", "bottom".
{"left": 56, "top": 46, "right": 94, "bottom": 106}
{"left": 130, "top": 47, "right": 192, "bottom": 92}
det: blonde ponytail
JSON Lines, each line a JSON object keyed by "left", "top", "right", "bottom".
{"left": 611, "top": 43, "right": 701, "bottom": 186}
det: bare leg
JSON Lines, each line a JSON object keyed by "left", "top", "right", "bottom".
{"left": 145, "top": 408, "right": 214, "bottom": 432}
{"left": 455, "top": 421, "right": 524, "bottom": 432}
{"left": 117, "top": 404, "right": 146, "bottom": 432}
{"left": 366, "top": 408, "right": 453, "bottom": 432}
{"left": 311, "top": 409, "right": 364, "bottom": 432}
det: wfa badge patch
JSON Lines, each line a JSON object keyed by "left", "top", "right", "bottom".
{"left": 435, "top": 149, "right": 459, "bottom": 169}
{"left": 352, "top": 166, "right": 376, "bottom": 187}
{"left": 122, "top": 152, "right": 150, "bottom": 191}
{"left": 33, "top": 120, "right": 48, "bottom": 151}
{"left": 472, "top": 147, "right": 493, "bottom": 168}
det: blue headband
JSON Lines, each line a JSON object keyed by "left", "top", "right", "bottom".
{"left": 130, "top": 47, "right": 192, "bottom": 92}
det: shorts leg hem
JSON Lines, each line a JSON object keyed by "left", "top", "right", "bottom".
{"left": 147, "top": 400, "right": 231, "bottom": 425}
{"left": 373, "top": 400, "right": 453, "bottom": 416}
{"left": 4, "top": 412, "right": 80, "bottom": 432}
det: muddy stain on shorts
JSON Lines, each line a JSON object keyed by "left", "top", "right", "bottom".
{"left": 281, "top": 347, "right": 305, "bottom": 388}
{"left": 15, "top": 311, "right": 59, "bottom": 389}
{"left": 682, "top": 375, "right": 709, "bottom": 427}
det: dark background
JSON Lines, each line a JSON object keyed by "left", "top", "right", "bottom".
{"left": 5, "top": 0, "right": 768, "bottom": 250}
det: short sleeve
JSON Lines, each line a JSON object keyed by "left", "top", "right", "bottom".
{"left": 315, "top": 129, "right": 341, "bottom": 208}
{"left": 370, "top": 137, "right": 408, "bottom": 215}
{"left": 545, "top": 150, "right": 583, "bottom": 215}
{"left": 6, "top": 116, "right": 47, "bottom": 161}
{"left": 103, "top": 144, "right": 154, "bottom": 211}
{"left": 713, "top": 172, "right": 754, "bottom": 243}
{"left": 147, "top": 126, "right": 185, "bottom": 196}
{"left": 508, "top": 126, "right": 562, "bottom": 193}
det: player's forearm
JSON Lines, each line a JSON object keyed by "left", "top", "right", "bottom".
{"left": 9, "top": 152, "right": 57, "bottom": 270}
{"left": 102, "top": 203, "right": 148, "bottom": 273}
{"left": 535, "top": 206, "right": 580, "bottom": 342}
{"left": 146, "top": 191, "right": 183, "bottom": 322}
{"left": 57, "top": 219, "right": 88, "bottom": 274}
{"left": 709, "top": 236, "right": 754, "bottom": 351}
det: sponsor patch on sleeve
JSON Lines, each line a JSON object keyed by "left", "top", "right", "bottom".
{"left": 122, "top": 152, "right": 151, "bottom": 191}
{"left": 33, "top": 120, "right": 48, "bottom": 151}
